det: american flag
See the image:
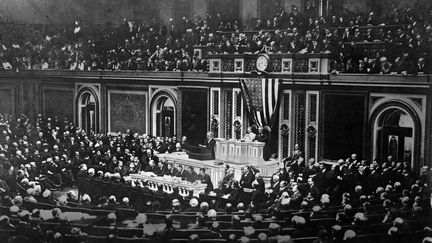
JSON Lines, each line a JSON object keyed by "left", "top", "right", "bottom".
{"left": 239, "top": 78, "right": 281, "bottom": 127}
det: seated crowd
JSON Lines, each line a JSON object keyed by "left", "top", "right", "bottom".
{"left": 0, "top": 6, "right": 431, "bottom": 74}
{"left": 0, "top": 113, "right": 431, "bottom": 243}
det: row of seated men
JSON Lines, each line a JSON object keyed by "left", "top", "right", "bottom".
{"left": 0, "top": 5, "right": 430, "bottom": 74}
{"left": 0, "top": 113, "right": 431, "bottom": 242}
{"left": 1, "top": 165, "right": 431, "bottom": 242}
{"left": 0, "top": 113, "right": 197, "bottom": 185}
{"left": 0, "top": 183, "right": 431, "bottom": 243}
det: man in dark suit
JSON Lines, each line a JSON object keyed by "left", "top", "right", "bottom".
{"left": 181, "top": 136, "right": 191, "bottom": 152}
{"left": 416, "top": 57, "right": 430, "bottom": 74}
{"left": 199, "top": 132, "right": 216, "bottom": 159}
{"left": 155, "top": 140, "right": 168, "bottom": 153}
{"left": 197, "top": 168, "right": 213, "bottom": 193}
{"left": 76, "top": 164, "right": 88, "bottom": 198}
{"left": 174, "top": 165, "right": 188, "bottom": 180}
{"left": 185, "top": 166, "right": 197, "bottom": 183}
{"left": 255, "top": 127, "right": 270, "bottom": 161}
{"left": 145, "top": 160, "right": 160, "bottom": 175}
{"left": 269, "top": 174, "right": 281, "bottom": 200}
{"left": 288, "top": 143, "right": 303, "bottom": 164}
{"left": 288, "top": 39, "right": 300, "bottom": 53}
{"left": 307, "top": 177, "right": 320, "bottom": 201}
{"left": 251, "top": 173, "right": 266, "bottom": 205}
{"left": 217, "top": 166, "right": 235, "bottom": 194}
{"left": 239, "top": 166, "right": 255, "bottom": 189}
{"left": 14, "top": 211, "right": 42, "bottom": 243}
{"left": 164, "top": 163, "right": 178, "bottom": 176}
{"left": 113, "top": 161, "right": 128, "bottom": 177}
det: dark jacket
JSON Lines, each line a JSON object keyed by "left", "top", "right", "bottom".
{"left": 197, "top": 173, "right": 214, "bottom": 192}
{"left": 203, "top": 138, "right": 216, "bottom": 159}
{"left": 240, "top": 171, "right": 255, "bottom": 189}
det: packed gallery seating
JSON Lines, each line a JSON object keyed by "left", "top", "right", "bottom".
{"left": 0, "top": 6, "right": 431, "bottom": 74}
{"left": 0, "top": 113, "right": 431, "bottom": 243}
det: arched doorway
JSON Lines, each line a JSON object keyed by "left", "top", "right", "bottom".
{"left": 375, "top": 108, "right": 414, "bottom": 163}
{"left": 77, "top": 90, "right": 98, "bottom": 133}
{"left": 372, "top": 104, "right": 420, "bottom": 171}
{"left": 152, "top": 95, "right": 176, "bottom": 137}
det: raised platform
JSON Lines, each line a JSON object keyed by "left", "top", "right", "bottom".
{"left": 159, "top": 152, "right": 280, "bottom": 186}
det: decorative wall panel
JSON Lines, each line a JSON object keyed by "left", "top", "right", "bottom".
{"left": 210, "top": 88, "right": 221, "bottom": 137}
{"left": 271, "top": 59, "right": 282, "bottom": 72}
{"left": 294, "top": 59, "right": 309, "bottom": 73}
{"left": 245, "top": 58, "right": 256, "bottom": 72}
{"left": 279, "top": 91, "right": 291, "bottom": 160}
{"left": 223, "top": 90, "right": 233, "bottom": 139}
{"left": 108, "top": 90, "right": 147, "bottom": 133}
{"left": 177, "top": 89, "right": 183, "bottom": 138}
{"left": 43, "top": 90, "right": 73, "bottom": 120}
{"left": 22, "top": 82, "right": 36, "bottom": 120}
{"left": 232, "top": 88, "right": 244, "bottom": 140}
{"left": 222, "top": 59, "right": 234, "bottom": 72}
{"left": 294, "top": 92, "right": 306, "bottom": 152}
{"left": 0, "top": 89, "right": 15, "bottom": 115}
{"left": 306, "top": 91, "right": 319, "bottom": 161}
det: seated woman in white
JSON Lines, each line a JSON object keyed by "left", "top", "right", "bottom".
{"left": 243, "top": 126, "right": 256, "bottom": 142}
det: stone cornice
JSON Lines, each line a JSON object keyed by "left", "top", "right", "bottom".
{"left": 0, "top": 70, "right": 429, "bottom": 89}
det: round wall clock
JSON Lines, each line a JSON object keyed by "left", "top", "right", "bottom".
{"left": 256, "top": 54, "right": 270, "bottom": 72}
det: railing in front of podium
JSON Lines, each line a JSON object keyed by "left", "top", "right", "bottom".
{"left": 128, "top": 173, "right": 208, "bottom": 197}
{"left": 214, "top": 138, "right": 265, "bottom": 164}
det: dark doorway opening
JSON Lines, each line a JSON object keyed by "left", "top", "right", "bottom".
{"left": 155, "top": 97, "right": 175, "bottom": 138}
{"left": 322, "top": 93, "right": 366, "bottom": 160}
{"left": 80, "top": 92, "right": 97, "bottom": 134}
{"left": 182, "top": 89, "right": 208, "bottom": 145}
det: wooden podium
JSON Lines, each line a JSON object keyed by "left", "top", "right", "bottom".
{"left": 188, "top": 146, "right": 213, "bottom": 160}
{"left": 214, "top": 138, "right": 265, "bottom": 164}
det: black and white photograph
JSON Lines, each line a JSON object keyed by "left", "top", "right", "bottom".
{"left": 0, "top": 0, "right": 431, "bottom": 242}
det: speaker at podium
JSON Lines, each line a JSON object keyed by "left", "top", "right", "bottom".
{"left": 188, "top": 132, "right": 216, "bottom": 160}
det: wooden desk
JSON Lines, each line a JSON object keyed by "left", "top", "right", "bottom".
{"left": 129, "top": 173, "right": 208, "bottom": 197}
{"left": 188, "top": 145, "right": 213, "bottom": 160}
{"left": 158, "top": 151, "right": 279, "bottom": 187}
{"left": 158, "top": 153, "right": 225, "bottom": 187}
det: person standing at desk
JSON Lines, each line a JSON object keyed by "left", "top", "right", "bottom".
{"left": 255, "top": 126, "right": 270, "bottom": 161}
{"left": 199, "top": 132, "right": 216, "bottom": 159}
{"left": 197, "top": 168, "right": 213, "bottom": 193}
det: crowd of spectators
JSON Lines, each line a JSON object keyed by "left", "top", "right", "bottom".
{"left": 256, "top": 7, "right": 432, "bottom": 75}
{"left": 0, "top": 113, "right": 431, "bottom": 243}
{"left": 0, "top": 6, "right": 431, "bottom": 74}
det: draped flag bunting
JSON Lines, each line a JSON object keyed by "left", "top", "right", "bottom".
{"left": 239, "top": 78, "right": 281, "bottom": 128}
